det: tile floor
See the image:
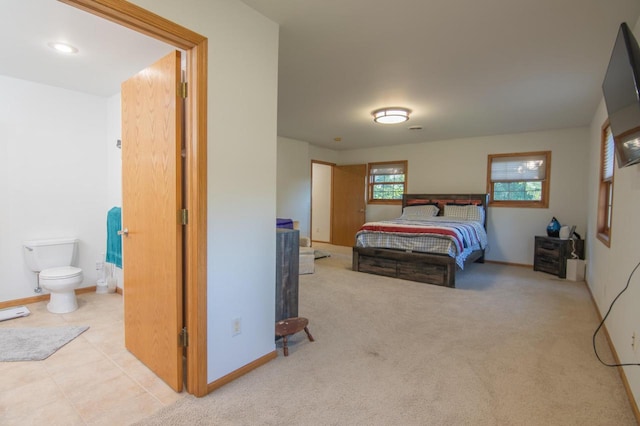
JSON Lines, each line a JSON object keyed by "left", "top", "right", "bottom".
{"left": 0, "top": 292, "right": 185, "bottom": 425}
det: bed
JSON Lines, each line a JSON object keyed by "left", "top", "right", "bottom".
{"left": 352, "top": 193, "right": 489, "bottom": 288}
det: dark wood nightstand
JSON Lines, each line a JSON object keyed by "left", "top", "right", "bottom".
{"left": 534, "top": 236, "right": 584, "bottom": 278}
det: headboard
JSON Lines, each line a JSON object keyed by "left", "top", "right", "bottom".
{"left": 402, "top": 193, "right": 489, "bottom": 229}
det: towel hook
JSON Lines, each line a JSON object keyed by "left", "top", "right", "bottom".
{"left": 117, "top": 228, "right": 129, "bottom": 237}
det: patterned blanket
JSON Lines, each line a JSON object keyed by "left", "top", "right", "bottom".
{"left": 355, "top": 217, "right": 488, "bottom": 268}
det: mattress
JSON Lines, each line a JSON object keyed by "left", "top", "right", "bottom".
{"left": 355, "top": 216, "right": 487, "bottom": 268}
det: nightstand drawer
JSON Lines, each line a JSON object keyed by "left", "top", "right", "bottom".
{"left": 534, "top": 256, "right": 560, "bottom": 275}
{"left": 533, "top": 236, "right": 584, "bottom": 279}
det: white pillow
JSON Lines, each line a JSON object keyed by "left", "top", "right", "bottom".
{"left": 401, "top": 204, "right": 439, "bottom": 218}
{"left": 443, "top": 205, "right": 485, "bottom": 223}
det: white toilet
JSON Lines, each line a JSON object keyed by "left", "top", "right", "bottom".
{"left": 23, "top": 238, "right": 83, "bottom": 314}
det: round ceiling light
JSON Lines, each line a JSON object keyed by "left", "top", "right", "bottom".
{"left": 48, "top": 42, "right": 79, "bottom": 54}
{"left": 372, "top": 107, "right": 411, "bottom": 124}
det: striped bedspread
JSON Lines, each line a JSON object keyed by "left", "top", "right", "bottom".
{"left": 355, "top": 217, "right": 488, "bottom": 268}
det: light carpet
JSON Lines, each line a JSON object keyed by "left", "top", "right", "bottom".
{"left": 0, "top": 325, "right": 89, "bottom": 362}
{"left": 137, "top": 245, "right": 636, "bottom": 425}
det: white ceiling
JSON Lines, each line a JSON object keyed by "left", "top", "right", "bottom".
{"left": 240, "top": 0, "right": 640, "bottom": 150}
{"left": 3, "top": 1, "right": 640, "bottom": 151}
{"left": 0, "top": 0, "right": 174, "bottom": 97}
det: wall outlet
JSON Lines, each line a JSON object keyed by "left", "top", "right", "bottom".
{"left": 632, "top": 331, "right": 637, "bottom": 352}
{"left": 232, "top": 318, "right": 242, "bottom": 336}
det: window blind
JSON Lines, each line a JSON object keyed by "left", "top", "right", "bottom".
{"left": 369, "top": 162, "right": 406, "bottom": 176}
{"left": 490, "top": 154, "right": 546, "bottom": 181}
{"left": 603, "top": 125, "right": 615, "bottom": 181}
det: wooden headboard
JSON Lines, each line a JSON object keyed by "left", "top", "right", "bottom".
{"left": 402, "top": 193, "right": 489, "bottom": 228}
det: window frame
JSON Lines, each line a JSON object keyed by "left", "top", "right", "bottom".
{"left": 597, "top": 121, "right": 615, "bottom": 247}
{"left": 486, "top": 151, "right": 551, "bottom": 208}
{"left": 367, "top": 160, "right": 408, "bottom": 205}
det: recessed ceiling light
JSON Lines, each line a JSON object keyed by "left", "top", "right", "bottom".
{"left": 48, "top": 42, "right": 79, "bottom": 54}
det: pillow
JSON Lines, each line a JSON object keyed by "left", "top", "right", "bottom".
{"left": 443, "top": 204, "right": 485, "bottom": 223}
{"left": 401, "top": 204, "right": 439, "bottom": 218}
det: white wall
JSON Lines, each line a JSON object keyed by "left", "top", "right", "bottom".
{"left": 0, "top": 75, "right": 109, "bottom": 301}
{"left": 277, "top": 127, "right": 590, "bottom": 265}
{"left": 311, "top": 163, "right": 332, "bottom": 242}
{"left": 277, "top": 137, "right": 311, "bottom": 237}
{"left": 105, "top": 93, "right": 124, "bottom": 288}
{"left": 131, "top": 0, "right": 279, "bottom": 383}
{"left": 586, "top": 17, "right": 640, "bottom": 410}
{"left": 338, "top": 128, "right": 590, "bottom": 265}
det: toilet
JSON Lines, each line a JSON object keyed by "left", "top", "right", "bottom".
{"left": 23, "top": 238, "right": 83, "bottom": 314}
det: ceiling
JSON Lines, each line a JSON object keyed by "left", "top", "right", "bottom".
{"left": 3, "top": 1, "right": 640, "bottom": 151}
{"left": 0, "top": 0, "right": 174, "bottom": 98}
{"left": 240, "top": 0, "right": 640, "bottom": 150}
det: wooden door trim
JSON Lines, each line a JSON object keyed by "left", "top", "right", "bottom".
{"left": 60, "top": 0, "right": 208, "bottom": 397}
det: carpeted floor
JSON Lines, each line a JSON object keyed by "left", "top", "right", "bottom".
{"left": 136, "top": 244, "right": 636, "bottom": 425}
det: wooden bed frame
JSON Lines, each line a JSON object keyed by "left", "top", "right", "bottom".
{"left": 352, "top": 193, "right": 489, "bottom": 288}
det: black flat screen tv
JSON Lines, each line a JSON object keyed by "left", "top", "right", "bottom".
{"left": 602, "top": 22, "right": 640, "bottom": 168}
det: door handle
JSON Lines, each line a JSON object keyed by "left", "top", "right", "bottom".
{"left": 117, "top": 228, "right": 129, "bottom": 237}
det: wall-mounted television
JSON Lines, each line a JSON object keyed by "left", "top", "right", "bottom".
{"left": 602, "top": 22, "right": 640, "bottom": 168}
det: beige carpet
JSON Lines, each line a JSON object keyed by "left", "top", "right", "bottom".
{"left": 137, "top": 244, "right": 636, "bottom": 425}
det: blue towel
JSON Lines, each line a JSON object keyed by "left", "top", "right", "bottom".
{"left": 106, "top": 207, "right": 122, "bottom": 268}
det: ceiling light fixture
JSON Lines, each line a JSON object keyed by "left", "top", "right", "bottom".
{"left": 372, "top": 107, "right": 411, "bottom": 124}
{"left": 48, "top": 42, "right": 79, "bottom": 54}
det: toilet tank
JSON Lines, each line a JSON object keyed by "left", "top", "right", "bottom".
{"left": 23, "top": 237, "right": 79, "bottom": 272}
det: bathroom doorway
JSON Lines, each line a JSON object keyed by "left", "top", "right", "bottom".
{"left": 62, "top": 0, "right": 208, "bottom": 397}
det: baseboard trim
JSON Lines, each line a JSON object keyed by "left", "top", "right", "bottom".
{"left": 206, "top": 350, "right": 277, "bottom": 394}
{"left": 484, "top": 259, "right": 532, "bottom": 268}
{"left": 0, "top": 285, "right": 109, "bottom": 309}
{"left": 584, "top": 280, "right": 640, "bottom": 423}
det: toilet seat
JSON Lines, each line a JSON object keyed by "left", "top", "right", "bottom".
{"left": 40, "top": 266, "right": 82, "bottom": 280}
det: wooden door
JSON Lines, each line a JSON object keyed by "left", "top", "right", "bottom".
{"left": 121, "top": 51, "right": 183, "bottom": 392}
{"left": 331, "top": 164, "right": 367, "bottom": 246}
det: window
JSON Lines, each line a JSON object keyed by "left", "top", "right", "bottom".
{"left": 487, "top": 151, "right": 551, "bottom": 208}
{"left": 597, "top": 122, "right": 615, "bottom": 246}
{"left": 367, "top": 161, "right": 408, "bottom": 204}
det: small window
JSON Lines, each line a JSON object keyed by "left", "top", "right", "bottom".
{"left": 487, "top": 151, "right": 551, "bottom": 208}
{"left": 597, "top": 122, "right": 615, "bottom": 246}
{"left": 367, "top": 161, "right": 408, "bottom": 204}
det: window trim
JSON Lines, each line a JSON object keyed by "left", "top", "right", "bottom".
{"left": 486, "top": 151, "right": 551, "bottom": 208}
{"left": 367, "top": 160, "right": 408, "bottom": 205}
{"left": 597, "top": 120, "right": 614, "bottom": 247}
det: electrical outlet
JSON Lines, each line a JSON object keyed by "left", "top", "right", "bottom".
{"left": 633, "top": 331, "right": 637, "bottom": 352}
{"left": 232, "top": 318, "right": 241, "bottom": 336}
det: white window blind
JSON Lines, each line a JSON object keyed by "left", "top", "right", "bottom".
{"left": 490, "top": 154, "right": 547, "bottom": 182}
{"left": 369, "top": 162, "right": 406, "bottom": 177}
{"left": 603, "top": 125, "right": 615, "bottom": 181}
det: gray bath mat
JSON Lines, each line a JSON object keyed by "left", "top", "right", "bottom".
{"left": 0, "top": 325, "right": 89, "bottom": 362}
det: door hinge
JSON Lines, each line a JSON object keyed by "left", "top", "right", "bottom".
{"left": 180, "top": 82, "right": 188, "bottom": 99}
{"left": 181, "top": 209, "right": 188, "bottom": 225}
{"left": 179, "top": 327, "right": 189, "bottom": 347}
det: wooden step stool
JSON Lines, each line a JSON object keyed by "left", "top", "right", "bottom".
{"left": 275, "top": 317, "right": 314, "bottom": 356}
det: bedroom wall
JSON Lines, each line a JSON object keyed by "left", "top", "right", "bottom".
{"left": 277, "top": 128, "right": 589, "bottom": 265}
{"left": 131, "top": 0, "right": 279, "bottom": 383}
{"left": 0, "top": 75, "right": 109, "bottom": 301}
{"left": 585, "top": 16, "right": 640, "bottom": 412}
{"left": 277, "top": 137, "right": 311, "bottom": 238}
{"left": 276, "top": 127, "right": 588, "bottom": 265}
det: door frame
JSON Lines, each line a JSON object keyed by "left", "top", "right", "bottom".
{"left": 61, "top": 0, "right": 208, "bottom": 397}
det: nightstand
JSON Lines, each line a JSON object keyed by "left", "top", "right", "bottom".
{"left": 534, "top": 236, "right": 584, "bottom": 278}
